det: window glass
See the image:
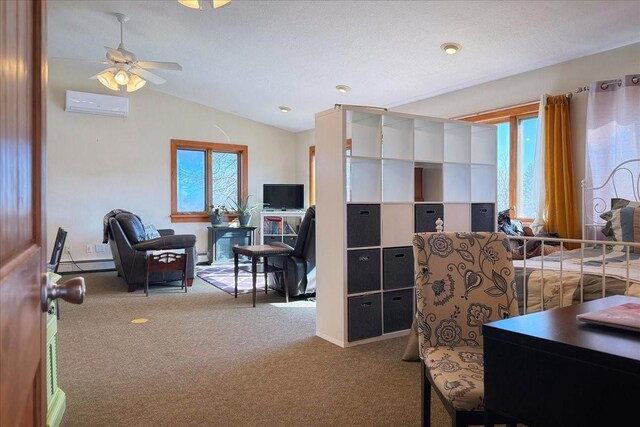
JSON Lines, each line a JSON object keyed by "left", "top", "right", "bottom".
{"left": 496, "top": 122, "right": 510, "bottom": 212}
{"left": 517, "top": 117, "right": 539, "bottom": 218}
{"left": 212, "top": 152, "right": 239, "bottom": 206}
{"left": 176, "top": 149, "right": 205, "bottom": 212}
{"left": 171, "top": 140, "right": 248, "bottom": 222}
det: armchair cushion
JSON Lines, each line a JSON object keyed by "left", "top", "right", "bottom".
{"left": 132, "top": 234, "right": 196, "bottom": 252}
{"left": 115, "top": 212, "right": 146, "bottom": 244}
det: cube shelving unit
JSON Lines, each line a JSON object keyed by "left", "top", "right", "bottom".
{"left": 315, "top": 106, "right": 497, "bottom": 347}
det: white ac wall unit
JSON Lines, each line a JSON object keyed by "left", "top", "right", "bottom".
{"left": 65, "top": 90, "right": 129, "bottom": 117}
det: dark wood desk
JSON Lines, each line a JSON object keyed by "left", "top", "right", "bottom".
{"left": 483, "top": 295, "right": 640, "bottom": 427}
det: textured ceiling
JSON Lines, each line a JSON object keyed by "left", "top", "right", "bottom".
{"left": 47, "top": 0, "right": 640, "bottom": 132}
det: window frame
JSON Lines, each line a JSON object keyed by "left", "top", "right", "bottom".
{"left": 170, "top": 139, "right": 248, "bottom": 223}
{"left": 458, "top": 102, "right": 539, "bottom": 220}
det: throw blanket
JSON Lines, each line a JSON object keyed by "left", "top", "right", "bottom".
{"left": 102, "top": 209, "right": 134, "bottom": 243}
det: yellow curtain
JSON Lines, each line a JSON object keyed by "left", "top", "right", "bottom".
{"left": 543, "top": 95, "right": 580, "bottom": 247}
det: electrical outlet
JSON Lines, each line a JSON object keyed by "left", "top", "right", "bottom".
{"left": 95, "top": 243, "right": 106, "bottom": 253}
{"left": 86, "top": 244, "right": 93, "bottom": 253}
{"left": 64, "top": 246, "right": 71, "bottom": 254}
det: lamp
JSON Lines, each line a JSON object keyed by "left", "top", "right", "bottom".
{"left": 96, "top": 71, "right": 119, "bottom": 91}
{"left": 114, "top": 69, "right": 130, "bottom": 85}
{"left": 96, "top": 68, "right": 146, "bottom": 92}
{"left": 126, "top": 75, "right": 146, "bottom": 92}
{"left": 178, "top": 0, "right": 230, "bottom": 9}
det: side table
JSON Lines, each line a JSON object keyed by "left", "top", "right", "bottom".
{"left": 232, "top": 245, "right": 293, "bottom": 307}
{"left": 145, "top": 251, "right": 187, "bottom": 296}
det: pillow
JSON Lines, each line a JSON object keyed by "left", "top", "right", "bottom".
{"left": 602, "top": 206, "right": 640, "bottom": 253}
{"left": 144, "top": 224, "right": 161, "bottom": 240}
{"left": 600, "top": 198, "right": 640, "bottom": 221}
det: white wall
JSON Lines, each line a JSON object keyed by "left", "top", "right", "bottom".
{"left": 47, "top": 60, "right": 296, "bottom": 263}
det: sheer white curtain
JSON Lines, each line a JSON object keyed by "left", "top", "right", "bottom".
{"left": 584, "top": 75, "right": 640, "bottom": 239}
{"left": 530, "top": 94, "right": 546, "bottom": 234}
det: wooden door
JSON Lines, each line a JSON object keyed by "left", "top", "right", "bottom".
{"left": 0, "top": 1, "right": 48, "bottom": 425}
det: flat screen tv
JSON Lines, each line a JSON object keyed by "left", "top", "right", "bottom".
{"left": 263, "top": 184, "right": 304, "bottom": 210}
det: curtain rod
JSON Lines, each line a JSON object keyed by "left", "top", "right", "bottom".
{"left": 565, "top": 78, "right": 635, "bottom": 98}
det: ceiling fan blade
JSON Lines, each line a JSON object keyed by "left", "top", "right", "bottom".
{"left": 104, "top": 46, "right": 127, "bottom": 63}
{"left": 130, "top": 67, "right": 166, "bottom": 85}
{"left": 89, "top": 67, "right": 116, "bottom": 79}
{"left": 136, "top": 60, "right": 182, "bottom": 71}
{"left": 51, "top": 57, "right": 111, "bottom": 65}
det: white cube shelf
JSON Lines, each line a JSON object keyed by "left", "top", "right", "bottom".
{"left": 347, "top": 158, "right": 381, "bottom": 202}
{"left": 471, "top": 165, "right": 496, "bottom": 202}
{"left": 471, "top": 126, "right": 497, "bottom": 165}
{"left": 382, "top": 115, "right": 414, "bottom": 160}
{"left": 315, "top": 106, "right": 496, "bottom": 349}
{"left": 382, "top": 204, "right": 414, "bottom": 247}
{"left": 444, "top": 203, "right": 471, "bottom": 232}
{"left": 444, "top": 123, "right": 471, "bottom": 163}
{"left": 443, "top": 163, "right": 470, "bottom": 202}
{"left": 415, "top": 120, "right": 444, "bottom": 162}
{"left": 383, "top": 159, "right": 414, "bottom": 202}
{"left": 347, "top": 111, "right": 381, "bottom": 158}
{"left": 415, "top": 162, "right": 443, "bottom": 202}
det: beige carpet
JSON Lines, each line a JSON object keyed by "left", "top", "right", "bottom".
{"left": 57, "top": 272, "right": 452, "bottom": 426}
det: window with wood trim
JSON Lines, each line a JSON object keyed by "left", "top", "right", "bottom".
{"left": 460, "top": 103, "right": 539, "bottom": 219}
{"left": 170, "top": 139, "right": 248, "bottom": 223}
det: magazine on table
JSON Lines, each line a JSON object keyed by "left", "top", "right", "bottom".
{"left": 577, "top": 303, "right": 640, "bottom": 332}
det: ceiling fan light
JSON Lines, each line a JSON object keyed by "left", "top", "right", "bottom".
{"left": 212, "top": 0, "right": 231, "bottom": 8}
{"left": 114, "top": 69, "right": 130, "bottom": 85}
{"left": 126, "top": 75, "right": 146, "bottom": 92}
{"left": 178, "top": 0, "right": 201, "bottom": 9}
{"left": 97, "top": 71, "right": 119, "bottom": 91}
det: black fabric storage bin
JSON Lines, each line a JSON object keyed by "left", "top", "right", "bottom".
{"left": 348, "top": 293, "right": 382, "bottom": 341}
{"left": 347, "top": 249, "right": 380, "bottom": 294}
{"left": 383, "top": 247, "right": 414, "bottom": 290}
{"left": 471, "top": 203, "right": 495, "bottom": 232}
{"left": 415, "top": 203, "right": 444, "bottom": 232}
{"left": 347, "top": 204, "right": 380, "bottom": 248}
{"left": 383, "top": 289, "right": 414, "bottom": 333}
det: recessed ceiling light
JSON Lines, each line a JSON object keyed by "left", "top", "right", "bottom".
{"left": 278, "top": 106, "right": 291, "bottom": 113}
{"left": 336, "top": 85, "right": 351, "bottom": 93}
{"left": 441, "top": 43, "right": 462, "bottom": 55}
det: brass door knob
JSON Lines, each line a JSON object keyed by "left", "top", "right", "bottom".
{"left": 41, "top": 276, "right": 85, "bottom": 312}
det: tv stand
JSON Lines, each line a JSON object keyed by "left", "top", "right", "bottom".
{"left": 260, "top": 211, "right": 305, "bottom": 246}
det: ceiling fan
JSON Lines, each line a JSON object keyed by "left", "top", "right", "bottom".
{"left": 91, "top": 13, "right": 182, "bottom": 93}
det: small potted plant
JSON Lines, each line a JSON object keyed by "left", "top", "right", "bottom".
{"left": 228, "top": 195, "right": 264, "bottom": 227}
{"left": 208, "top": 204, "right": 227, "bottom": 225}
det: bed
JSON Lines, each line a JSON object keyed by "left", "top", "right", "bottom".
{"left": 510, "top": 158, "right": 640, "bottom": 314}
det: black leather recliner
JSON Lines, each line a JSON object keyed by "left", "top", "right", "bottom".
{"left": 268, "top": 206, "right": 316, "bottom": 297}
{"left": 106, "top": 212, "right": 196, "bottom": 292}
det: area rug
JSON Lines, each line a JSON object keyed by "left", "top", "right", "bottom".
{"left": 197, "top": 263, "right": 266, "bottom": 296}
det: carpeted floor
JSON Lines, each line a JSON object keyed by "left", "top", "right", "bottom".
{"left": 57, "top": 271, "right": 452, "bottom": 426}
